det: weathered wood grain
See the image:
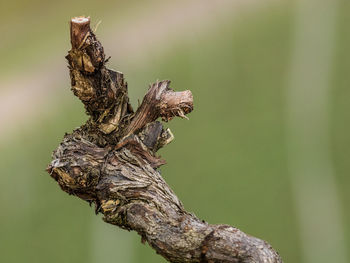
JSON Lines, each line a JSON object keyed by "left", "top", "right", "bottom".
{"left": 47, "top": 16, "right": 282, "bottom": 263}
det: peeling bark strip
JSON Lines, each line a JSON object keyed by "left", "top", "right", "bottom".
{"left": 47, "top": 16, "right": 282, "bottom": 263}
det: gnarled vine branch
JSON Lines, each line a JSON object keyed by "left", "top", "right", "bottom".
{"left": 47, "top": 16, "right": 283, "bottom": 263}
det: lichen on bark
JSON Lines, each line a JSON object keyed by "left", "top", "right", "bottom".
{"left": 47, "top": 16, "right": 283, "bottom": 263}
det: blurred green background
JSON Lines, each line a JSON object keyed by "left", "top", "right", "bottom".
{"left": 0, "top": 0, "right": 349, "bottom": 262}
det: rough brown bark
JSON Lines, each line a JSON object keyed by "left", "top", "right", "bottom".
{"left": 47, "top": 16, "right": 283, "bottom": 263}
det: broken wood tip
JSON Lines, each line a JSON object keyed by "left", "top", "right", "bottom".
{"left": 70, "top": 16, "right": 91, "bottom": 49}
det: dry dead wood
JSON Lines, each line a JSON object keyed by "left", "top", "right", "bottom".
{"left": 47, "top": 16, "right": 282, "bottom": 263}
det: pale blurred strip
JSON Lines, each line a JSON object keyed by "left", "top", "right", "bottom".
{"left": 286, "top": 0, "right": 348, "bottom": 262}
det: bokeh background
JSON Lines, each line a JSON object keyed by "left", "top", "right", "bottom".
{"left": 0, "top": 0, "right": 349, "bottom": 262}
